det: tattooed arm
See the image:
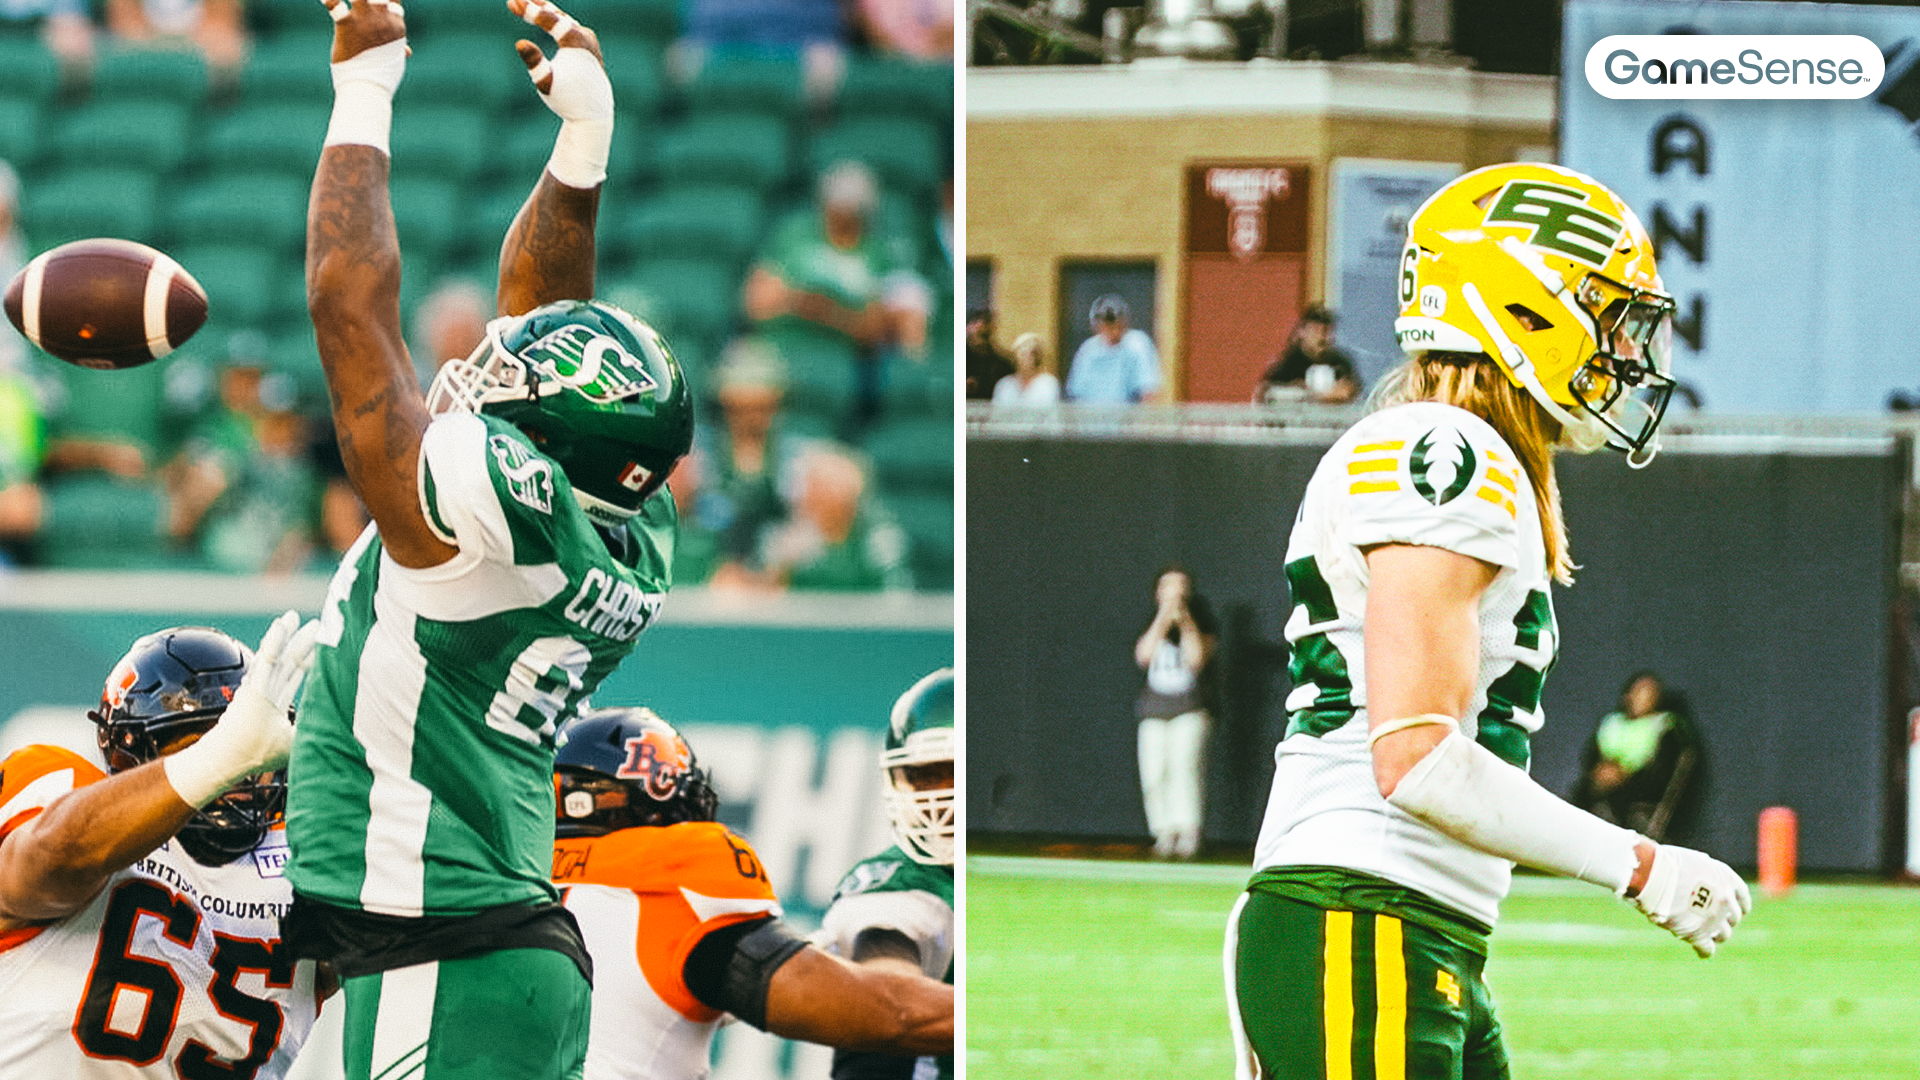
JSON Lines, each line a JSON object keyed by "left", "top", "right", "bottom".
{"left": 497, "top": 0, "right": 609, "bottom": 317}
{"left": 307, "top": 0, "right": 454, "bottom": 568}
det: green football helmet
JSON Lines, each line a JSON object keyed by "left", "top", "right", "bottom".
{"left": 882, "top": 667, "right": 955, "bottom": 866}
{"left": 426, "top": 299, "right": 694, "bottom": 526}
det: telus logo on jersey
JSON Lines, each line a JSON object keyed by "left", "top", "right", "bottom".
{"left": 1409, "top": 427, "right": 1477, "bottom": 505}
{"left": 564, "top": 567, "right": 663, "bottom": 641}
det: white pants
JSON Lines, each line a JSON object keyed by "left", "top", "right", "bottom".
{"left": 1138, "top": 710, "right": 1209, "bottom": 853}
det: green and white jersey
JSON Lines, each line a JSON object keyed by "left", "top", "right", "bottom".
{"left": 287, "top": 410, "right": 676, "bottom": 918}
{"left": 1253, "top": 401, "right": 1557, "bottom": 929}
{"left": 820, "top": 846, "right": 954, "bottom": 1080}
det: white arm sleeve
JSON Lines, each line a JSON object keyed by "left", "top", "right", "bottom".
{"left": 1386, "top": 730, "right": 1642, "bottom": 895}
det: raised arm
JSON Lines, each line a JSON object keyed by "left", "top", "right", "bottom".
{"left": 763, "top": 945, "right": 953, "bottom": 1056}
{"left": 307, "top": 0, "right": 451, "bottom": 568}
{"left": 497, "top": 0, "right": 609, "bottom": 317}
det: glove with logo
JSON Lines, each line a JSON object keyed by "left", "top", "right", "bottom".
{"left": 1626, "top": 842, "right": 1753, "bottom": 958}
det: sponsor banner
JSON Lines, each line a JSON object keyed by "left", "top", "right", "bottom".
{"left": 1585, "top": 34, "right": 1884, "bottom": 99}
{"left": 1328, "top": 159, "right": 1461, "bottom": 390}
{"left": 1563, "top": 0, "right": 1920, "bottom": 413}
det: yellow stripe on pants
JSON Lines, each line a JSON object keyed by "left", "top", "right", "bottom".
{"left": 1322, "top": 910, "right": 1353, "bottom": 1080}
{"left": 1374, "top": 915, "right": 1407, "bottom": 1080}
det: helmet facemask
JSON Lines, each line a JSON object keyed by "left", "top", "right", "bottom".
{"left": 95, "top": 709, "right": 284, "bottom": 866}
{"left": 882, "top": 727, "right": 955, "bottom": 866}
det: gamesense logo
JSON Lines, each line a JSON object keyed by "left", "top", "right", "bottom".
{"left": 1585, "top": 35, "right": 1883, "bottom": 99}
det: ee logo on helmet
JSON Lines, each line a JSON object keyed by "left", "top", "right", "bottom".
{"left": 1482, "top": 179, "right": 1625, "bottom": 270}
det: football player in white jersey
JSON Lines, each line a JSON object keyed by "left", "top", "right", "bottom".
{"left": 1227, "top": 163, "right": 1750, "bottom": 1080}
{"left": 0, "top": 614, "right": 323, "bottom": 1078}
{"left": 548, "top": 706, "right": 953, "bottom": 1080}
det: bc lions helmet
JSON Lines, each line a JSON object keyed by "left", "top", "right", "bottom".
{"left": 882, "top": 668, "right": 955, "bottom": 866}
{"left": 88, "top": 627, "right": 283, "bottom": 866}
{"left": 1395, "top": 163, "right": 1676, "bottom": 464}
{"left": 553, "top": 707, "right": 718, "bottom": 837}
{"left": 426, "top": 299, "right": 695, "bottom": 526}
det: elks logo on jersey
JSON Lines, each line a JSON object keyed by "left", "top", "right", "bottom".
{"left": 1408, "top": 427, "right": 1477, "bottom": 506}
{"left": 522, "top": 325, "right": 661, "bottom": 405}
{"left": 1482, "top": 179, "right": 1626, "bottom": 270}
{"left": 489, "top": 433, "right": 556, "bottom": 514}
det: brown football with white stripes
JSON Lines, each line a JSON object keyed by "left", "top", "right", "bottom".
{"left": 2, "top": 238, "right": 208, "bottom": 369}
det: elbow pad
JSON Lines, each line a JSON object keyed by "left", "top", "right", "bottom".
{"left": 1386, "top": 730, "right": 1642, "bottom": 895}
{"left": 681, "top": 916, "right": 808, "bottom": 1029}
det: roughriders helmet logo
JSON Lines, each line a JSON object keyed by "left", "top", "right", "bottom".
{"left": 1205, "top": 167, "right": 1292, "bottom": 261}
{"left": 618, "top": 729, "right": 692, "bottom": 801}
{"left": 1409, "top": 427, "right": 1477, "bottom": 506}
{"left": 1482, "top": 179, "right": 1625, "bottom": 269}
{"left": 521, "top": 324, "right": 661, "bottom": 404}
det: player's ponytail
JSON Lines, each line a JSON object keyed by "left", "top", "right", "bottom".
{"left": 1373, "top": 354, "right": 1574, "bottom": 584}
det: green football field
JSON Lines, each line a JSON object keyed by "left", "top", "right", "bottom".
{"left": 966, "top": 855, "right": 1920, "bottom": 1078}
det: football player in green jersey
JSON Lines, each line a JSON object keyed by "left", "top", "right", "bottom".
{"left": 283, "top": 1, "right": 692, "bottom": 1078}
{"left": 820, "top": 669, "right": 956, "bottom": 1080}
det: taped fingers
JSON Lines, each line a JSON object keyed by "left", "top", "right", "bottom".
{"left": 517, "top": 39, "right": 554, "bottom": 91}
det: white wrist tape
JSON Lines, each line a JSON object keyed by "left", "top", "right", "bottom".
{"left": 324, "top": 38, "right": 409, "bottom": 152}
{"left": 542, "top": 49, "right": 614, "bottom": 188}
{"left": 162, "top": 719, "right": 271, "bottom": 809}
{"left": 1385, "top": 729, "right": 1643, "bottom": 894}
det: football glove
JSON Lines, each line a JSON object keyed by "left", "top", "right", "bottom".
{"left": 1627, "top": 843, "right": 1752, "bottom": 958}
{"left": 162, "top": 611, "right": 321, "bottom": 808}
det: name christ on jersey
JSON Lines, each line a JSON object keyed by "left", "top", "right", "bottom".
{"left": 563, "top": 567, "right": 663, "bottom": 642}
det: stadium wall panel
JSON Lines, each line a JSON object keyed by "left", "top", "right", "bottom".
{"left": 967, "top": 434, "right": 1903, "bottom": 872}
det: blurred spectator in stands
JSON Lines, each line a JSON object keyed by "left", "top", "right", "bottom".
{"left": 991, "top": 332, "right": 1059, "bottom": 408}
{"left": 165, "top": 364, "right": 319, "bottom": 573}
{"left": 856, "top": 0, "right": 952, "bottom": 59}
{"left": 0, "top": 162, "right": 25, "bottom": 367}
{"left": 0, "top": 0, "right": 94, "bottom": 75}
{"left": 666, "top": 452, "right": 719, "bottom": 587}
{"left": 756, "top": 444, "right": 911, "bottom": 592}
{"left": 679, "top": 0, "right": 846, "bottom": 106}
{"left": 1065, "top": 295, "right": 1163, "bottom": 404}
{"left": 412, "top": 278, "right": 491, "bottom": 385}
{"left": 0, "top": 350, "right": 45, "bottom": 564}
{"left": 744, "top": 162, "right": 920, "bottom": 430}
{"left": 1256, "top": 304, "right": 1358, "bottom": 404}
{"left": 1134, "top": 565, "right": 1216, "bottom": 859}
{"left": 105, "top": 0, "right": 246, "bottom": 79}
{"left": 1572, "top": 671, "right": 1701, "bottom": 842}
{"left": 309, "top": 423, "right": 365, "bottom": 557}
{"left": 965, "top": 307, "right": 1012, "bottom": 400}
{"left": 701, "top": 340, "right": 805, "bottom": 575}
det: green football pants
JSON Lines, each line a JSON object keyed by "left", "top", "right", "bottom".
{"left": 1229, "top": 890, "right": 1510, "bottom": 1080}
{"left": 339, "top": 948, "right": 590, "bottom": 1080}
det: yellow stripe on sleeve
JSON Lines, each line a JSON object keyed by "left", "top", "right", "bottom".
{"left": 1323, "top": 910, "right": 1354, "bottom": 1080}
{"left": 1373, "top": 915, "right": 1407, "bottom": 1080}
{"left": 1349, "top": 481, "right": 1401, "bottom": 495}
{"left": 1475, "top": 487, "right": 1516, "bottom": 518}
{"left": 1352, "top": 441, "right": 1404, "bottom": 453}
{"left": 1347, "top": 458, "right": 1397, "bottom": 475}
{"left": 1486, "top": 467, "right": 1517, "bottom": 493}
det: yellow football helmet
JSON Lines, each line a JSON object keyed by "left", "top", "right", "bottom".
{"left": 1394, "top": 163, "right": 1675, "bottom": 465}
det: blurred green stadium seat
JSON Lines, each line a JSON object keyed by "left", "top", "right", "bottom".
{"left": 569, "top": 0, "right": 678, "bottom": 42}
{"left": 623, "top": 187, "right": 764, "bottom": 262}
{"left": 392, "top": 105, "right": 495, "bottom": 181}
{"left": 173, "top": 244, "right": 285, "bottom": 328}
{"left": 0, "top": 99, "right": 42, "bottom": 168}
{"left": 22, "top": 168, "right": 161, "bottom": 244}
{"left": 883, "top": 356, "right": 954, "bottom": 418}
{"left": 168, "top": 174, "right": 309, "bottom": 252}
{"left": 48, "top": 101, "right": 194, "bottom": 173}
{"left": 487, "top": 113, "right": 656, "bottom": 184}
{"left": 0, "top": 38, "right": 63, "bottom": 102}
{"left": 654, "top": 114, "right": 791, "bottom": 191}
{"left": 39, "top": 476, "right": 174, "bottom": 570}
{"left": 90, "top": 49, "right": 210, "bottom": 104}
{"left": 810, "top": 117, "right": 944, "bottom": 194}
{"left": 616, "top": 258, "right": 741, "bottom": 343}
{"left": 862, "top": 414, "right": 953, "bottom": 492}
{"left": 686, "top": 57, "right": 802, "bottom": 118}
{"left": 837, "top": 57, "right": 953, "bottom": 121}
{"left": 780, "top": 349, "right": 858, "bottom": 420}
{"left": 403, "top": 0, "right": 510, "bottom": 35}
{"left": 390, "top": 176, "right": 465, "bottom": 259}
{"left": 402, "top": 33, "right": 524, "bottom": 111}
{"left": 886, "top": 489, "right": 953, "bottom": 590}
{"left": 242, "top": 32, "right": 335, "bottom": 103}
{"left": 204, "top": 103, "right": 327, "bottom": 176}
{"left": 459, "top": 184, "right": 530, "bottom": 260}
{"left": 602, "top": 43, "right": 668, "bottom": 117}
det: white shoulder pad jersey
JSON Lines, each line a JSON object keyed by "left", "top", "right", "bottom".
{"left": 0, "top": 745, "right": 320, "bottom": 1079}
{"left": 1252, "top": 401, "right": 1559, "bottom": 927}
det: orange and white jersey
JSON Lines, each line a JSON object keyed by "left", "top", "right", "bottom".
{"left": 554, "top": 821, "right": 783, "bottom": 1080}
{"left": 0, "top": 745, "right": 320, "bottom": 1079}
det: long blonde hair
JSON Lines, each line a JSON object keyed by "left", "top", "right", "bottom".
{"left": 1372, "top": 353, "right": 1573, "bottom": 584}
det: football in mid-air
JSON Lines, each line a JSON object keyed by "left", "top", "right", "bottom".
{"left": 3, "top": 238, "right": 208, "bottom": 370}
